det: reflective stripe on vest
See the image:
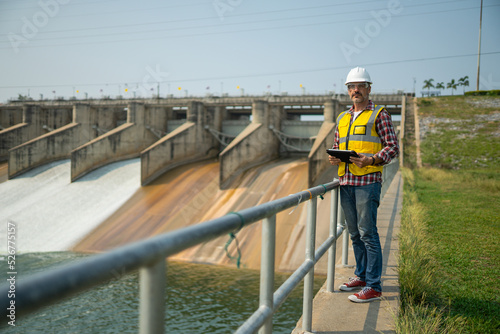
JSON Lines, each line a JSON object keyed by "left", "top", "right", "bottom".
{"left": 336, "top": 105, "right": 384, "bottom": 176}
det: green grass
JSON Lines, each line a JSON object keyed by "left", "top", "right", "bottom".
{"left": 398, "top": 96, "right": 500, "bottom": 333}
{"left": 398, "top": 168, "right": 437, "bottom": 306}
{"left": 417, "top": 96, "right": 500, "bottom": 170}
{"left": 415, "top": 168, "right": 499, "bottom": 332}
{"left": 417, "top": 95, "right": 500, "bottom": 118}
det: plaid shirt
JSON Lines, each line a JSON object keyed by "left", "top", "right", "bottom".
{"left": 333, "top": 100, "right": 399, "bottom": 186}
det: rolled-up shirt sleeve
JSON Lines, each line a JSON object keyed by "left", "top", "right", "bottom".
{"left": 374, "top": 109, "right": 399, "bottom": 165}
{"left": 333, "top": 127, "right": 340, "bottom": 149}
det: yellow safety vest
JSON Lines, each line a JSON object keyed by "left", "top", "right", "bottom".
{"left": 336, "top": 105, "right": 384, "bottom": 176}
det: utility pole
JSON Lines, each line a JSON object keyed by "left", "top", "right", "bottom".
{"left": 476, "top": 0, "right": 483, "bottom": 91}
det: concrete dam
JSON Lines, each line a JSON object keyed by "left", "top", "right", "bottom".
{"left": 0, "top": 94, "right": 404, "bottom": 273}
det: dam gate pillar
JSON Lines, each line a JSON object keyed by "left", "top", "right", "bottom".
{"left": 219, "top": 100, "right": 280, "bottom": 188}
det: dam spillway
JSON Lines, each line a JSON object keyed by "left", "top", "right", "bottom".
{"left": 73, "top": 157, "right": 328, "bottom": 272}
{"left": 0, "top": 159, "right": 141, "bottom": 252}
{"left": 0, "top": 156, "right": 336, "bottom": 273}
{"left": 0, "top": 94, "right": 406, "bottom": 273}
{"left": 0, "top": 94, "right": 404, "bottom": 189}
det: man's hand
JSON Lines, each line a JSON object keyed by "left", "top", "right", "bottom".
{"left": 328, "top": 155, "right": 341, "bottom": 166}
{"left": 349, "top": 153, "right": 372, "bottom": 168}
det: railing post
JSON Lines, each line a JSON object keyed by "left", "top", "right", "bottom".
{"left": 326, "top": 186, "right": 339, "bottom": 292}
{"left": 259, "top": 215, "right": 276, "bottom": 334}
{"left": 341, "top": 201, "right": 349, "bottom": 266}
{"left": 139, "top": 259, "right": 166, "bottom": 334}
{"left": 302, "top": 196, "right": 317, "bottom": 332}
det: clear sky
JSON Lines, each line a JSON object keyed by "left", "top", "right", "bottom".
{"left": 0, "top": 0, "right": 499, "bottom": 103}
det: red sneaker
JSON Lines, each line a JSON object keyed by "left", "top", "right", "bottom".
{"left": 348, "top": 287, "right": 382, "bottom": 303}
{"left": 339, "top": 277, "right": 366, "bottom": 291}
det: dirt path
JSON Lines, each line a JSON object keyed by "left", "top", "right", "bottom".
{"left": 413, "top": 97, "right": 423, "bottom": 168}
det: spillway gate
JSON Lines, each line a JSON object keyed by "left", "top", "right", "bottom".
{"left": 0, "top": 94, "right": 405, "bottom": 188}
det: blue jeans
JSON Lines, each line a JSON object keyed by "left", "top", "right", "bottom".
{"left": 340, "top": 182, "right": 382, "bottom": 292}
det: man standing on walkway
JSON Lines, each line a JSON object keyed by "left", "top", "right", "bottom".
{"left": 328, "top": 67, "right": 399, "bottom": 302}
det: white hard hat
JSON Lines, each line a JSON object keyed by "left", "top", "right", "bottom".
{"left": 345, "top": 67, "right": 372, "bottom": 85}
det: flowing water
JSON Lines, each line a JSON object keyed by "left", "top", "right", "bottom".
{"left": 2, "top": 252, "right": 325, "bottom": 333}
{"left": 0, "top": 155, "right": 334, "bottom": 333}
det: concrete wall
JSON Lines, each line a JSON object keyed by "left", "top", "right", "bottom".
{"left": 0, "top": 105, "right": 40, "bottom": 161}
{"left": 219, "top": 101, "right": 282, "bottom": 189}
{"left": 0, "top": 105, "right": 74, "bottom": 162}
{"left": 93, "top": 105, "right": 127, "bottom": 131}
{"left": 0, "top": 123, "right": 29, "bottom": 163}
{"left": 71, "top": 102, "right": 156, "bottom": 181}
{"left": 8, "top": 123, "right": 80, "bottom": 178}
{"left": 144, "top": 105, "right": 170, "bottom": 138}
{"left": 41, "top": 106, "right": 73, "bottom": 130}
{"left": 140, "top": 101, "right": 219, "bottom": 185}
{"left": 307, "top": 100, "right": 338, "bottom": 187}
{"left": 6, "top": 104, "right": 124, "bottom": 179}
{"left": 307, "top": 122, "right": 336, "bottom": 187}
{"left": 0, "top": 106, "right": 23, "bottom": 130}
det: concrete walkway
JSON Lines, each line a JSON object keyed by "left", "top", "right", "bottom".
{"left": 292, "top": 171, "right": 403, "bottom": 334}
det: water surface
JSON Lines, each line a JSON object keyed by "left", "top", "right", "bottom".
{"left": 2, "top": 252, "right": 325, "bottom": 333}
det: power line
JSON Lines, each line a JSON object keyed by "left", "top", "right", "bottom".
{"left": 0, "top": 0, "right": 474, "bottom": 38}
{"left": 0, "top": 0, "right": 385, "bottom": 21}
{"left": 1, "top": 3, "right": 493, "bottom": 50}
{"left": 0, "top": 0, "right": 157, "bottom": 12}
{"left": 0, "top": 0, "right": 386, "bottom": 28}
{"left": 1, "top": 51, "right": 498, "bottom": 90}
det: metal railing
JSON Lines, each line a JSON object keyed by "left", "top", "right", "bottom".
{"left": 1, "top": 179, "right": 347, "bottom": 333}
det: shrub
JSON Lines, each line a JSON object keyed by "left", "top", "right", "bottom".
{"left": 464, "top": 90, "right": 500, "bottom": 96}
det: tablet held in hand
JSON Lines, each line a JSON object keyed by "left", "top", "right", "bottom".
{"left": 326, "top": 149, "right": 359, "bottom": 163}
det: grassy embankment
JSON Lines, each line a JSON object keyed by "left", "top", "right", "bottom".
{"left": 397, "top": 96, "right": 500, "bottom": 333}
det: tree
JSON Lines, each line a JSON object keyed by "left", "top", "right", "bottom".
{"left": 436, "top": 82, "right": 445, "bottom": 94}
{"left": 16, "top": 94, "right": 32, "bottom": 101}
{"left": 447, "top": 79, "right": 458, "bottom": 95}
{"left": 458, "top": 76, "right": 470, "bottom": 94}
{"left": 423, "top": 79, "right": 435, "bottom": 94}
